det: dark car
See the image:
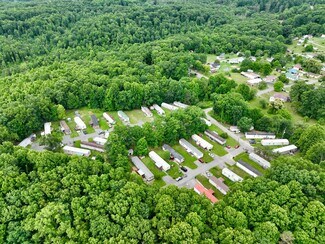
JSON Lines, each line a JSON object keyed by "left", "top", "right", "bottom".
{"left": 198, "top": 158, "right": 205, "bottom": 163}
{"left": 82, "top": 130, "right": 88, "bottom": 134}
{"left": 235, "top": 145, "right": 240, "bottom": 149}
{"left": 249, "top": 139, "right": 256, "bottom": 144}
{"left": 226, "top": 145, "right": 231, "bottom": 149}
{"left": 180, "top": 166, "right": 188, "bottom": 172}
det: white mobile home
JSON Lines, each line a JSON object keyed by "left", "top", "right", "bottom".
{"left": 249, "top": 153, "right": 270, "bottom": 169}
{"left": 153, "top": 104, "right": 165, "bottom": 116}
{"left": 222, "top": 168, "right": 243, "bottom": 182}
{"left": 179, "top": 139, "right": 203, "bottom": 159}
{"left": 192, "top": 134, "right": 213, "bottom": 150}
{"left": 149, "top": 151, "right": 170, "bottom": 171}
{"left": 63, "top": 146, "right": 91, "bottom": 157}
{"left": 272, "top": 145, "right": 298, "bottom": 154}
{"left": 204, "top": 130, "right": 226, "bottom": 145}
{"left": 131, "top": 156, "right": 154, "bottom": 182}
{"left": 201, "top": 118, "right": 212, "bottom": 127}
{"left": 80, "top": 141, "right": 105, "bottom": 152}
{"left": 245, "top": 131, "right": 276, "bottom": 139}
{"left": 229, "top": 126, "right": 240, "bottom": 133}
{"left": 173, "top": 101, "right": 189, "bottom": 109}
{"left": 93, "top": 137, "right": 107, "bottom": 146}
{"left": 141, "top": 106, "right": 153, "bottom": 117}
{"left": 103, "top": 112, "right": 116, "bottom": 124}
{"left": 209, "top": 176, "right": 229, "bottom": 195}
{"left": 261, "top": 139, "right": 289, "bottom": 146}
{"left": 118, "top": 111, "right": 130, "bottom": 123}
{"left": 236, "top": 160, "right": 262, "bottom": 178}
{"left": 161, "top": 102, "right": 179, "bottom": 111}
{"left": 74, "top": 117, "right": 87, "bottom": 130}
{"left": 44, "top": 122, "right": 52, "bottom": 136}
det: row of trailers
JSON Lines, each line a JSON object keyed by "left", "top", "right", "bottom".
{"left": 63, "top": 137, "right": 108, "bottom": 156}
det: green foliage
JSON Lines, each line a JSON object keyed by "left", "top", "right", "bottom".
{"left": 274, "top": 81, "right": 284, "bottom": 92}
{"left": 304, "top": 44, "right": 313, "bottom": 52}
{"left": 297, "top": 124, "right": 325, "bottom": 155}
{"left": 237, "top": 117, "right": 253, "bottom": 133}
{"left": 258, "top": 81, "right": 268, "bottom": 90}
{"left": 236, "top": 84, "right": 256, "bottom": 101}
{"left": 259, "top": 99, "right": 268, "bottom": 109}
{"left": 135, "top": 137, "right": 149, "bottom": 156}
{"left": 278, "top": 74, "right": 289, "bottom": 84}
{"left": 39, "top": 132, "right": 62, "bottom": 152}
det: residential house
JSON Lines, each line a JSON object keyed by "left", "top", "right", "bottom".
{"left": 261, "top": 139, "right": 289, "bottom": 146}
{"left": 272, "top": 145, "right": 298, "bottom": 154}
{"left": 173, "top": 101, "right": 189, "bottom": 109}
{"left": 90, "top": 114, "right": 99, "bottom": 129}
{"left": 80, "top": 141, "right": 105, "bottom": 152}
{"left": 222, "top": 168, "right": 243, "bottom": 182}
{"left": 118, "top": 111, "right": 130, "bottom": 123}
{"left": 194, "top": 182, "right": 218, "bottom": 204}
{"left": 149, "top": 151, "right": 171, "bottom": 171}
{"left": 141, "top": 106, "right": 153, "bottom": 117}
{"left": 103, "top": 112, "right": 116, "bottom": 124}
{"left": 74, "top": 117, "right": 86, "bottom": 130}
{"left": 63, "top": 146, "right": 91, "bottom": 157}
{"left": 60, "top": 120, "right": 71, "bottom": 135}
{"left": 241, "top": 71, "right": 260, "bottom": 80}
{"left": 204, "top": 130, "right": 226, "bottom": 145}
{"left": 249, "top": 153, "right": 270, "bottom": 169}
{"left": 153, "top": 104, "right": 165, "bottom": 116}
{"left": 245, "top": 131, "right": 276, "bottom": 139}
{"left": 131, "top": 156, "right": 154, "bottom": 182}
{"left": 179, "top": 139, "right": 203, "bottom": 159}
{"left": 208, "top": 176, "right": 229, "bottom": 195}
{"left": 192, "top": 134, "right": 213, "bottom": 150}
{"left": 236, "top": 160, "right": 262, "bottom": 178}
{"left": 161, "top": 102, "right": 179, "bottom": 111}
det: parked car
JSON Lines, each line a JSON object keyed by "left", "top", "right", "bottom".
{"left": 98, "top": 131, "right": 105, "bottom": 135}
{"left": 83, "top": 130, "right": 88, "bottom": 134}
{"left": 226, "top": 145, "right": 231, "bottom": 149}
{"left": 235, "top": 145, "right": 240, "bottom": 149}
{"left": 198, "top": 158, "right": 205, "bottom": 163}
{"left": 209, "top": 152, "right": 215, "bottom": 158}
{"left": 180, "top": 166, "right": 188, "bottom": 172}
{"left": 249, "top": 139, "right": 256, "bottom": 144}
{"left": 176, "top": 177, "right": 183, "bottom": 182}
{"left": 206, "top": 171, "right": 212, "bottom": 177}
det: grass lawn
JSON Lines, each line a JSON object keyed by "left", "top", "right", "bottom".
{"left": 207, "top": 54, "right": 217, "bottom": 63}
{"left": 229, "top": 165, "right": 251, "bottom": 179}
{"left": 188, "top": 138, "right": 213, "bottom": 162}
{"left": 74, "top": 140, "right": 81, "bottom": 147}
{"left": 125, "top": 109, "right": 154, "bottom": 125}
{"left": 196, "top": 175, "right": 224, "bottom": 200}
{"left": 172, "top": 144, "right": 198, "bottom": 169}
{"left": 234, "top": 152, "right": 267, "bottom": 174}
{"left": 230, "top": 72, "right": 248, "bottom": 84}
{"left": 154, "top": 148, "right": 183, "bottom": 179}
{"left": 142, "top": 156, "right": 166, "bottom": 187}
{"left": 209, "top": 167, "right": 234, "bottom": 187}
{"left": 201, "top": 134, "right": 228, "bottom": 156}
{"left": 209, "top": 124, "right": 238, "bottom": 147}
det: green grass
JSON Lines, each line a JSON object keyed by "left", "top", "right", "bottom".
{"left": 142, "top": 156, "right": 166, "bottom": 187}
{"left": 201, "top": 134, "right": 228, "bottom": 156}
{"left": 207, "top": 54, "right": 217, "bottom": 63}
{"left": 196, "top": 175, "right": 224, "bottom": 200}
{"left": 228, "top": 165, "right": 251, "bottom": 179}
{"left": 74, "top": 140, "right": 81, "bottom": 147}
{"left": 230, "top": 72, "right": 248, "bottom": 84}
{"left": 171, "top": 144, "right": 198, "bottom": 169}
{"left": 233, "top": 152, "right": 267, "bottom": 174}
{"left": 125, "top": 109, "right": 154, "bottom": 125}
{"left": 188, "top": 138, "right": 214, "bottom": 162}
{"left": 154, "top": 148, "right": 183, "bottom": 179}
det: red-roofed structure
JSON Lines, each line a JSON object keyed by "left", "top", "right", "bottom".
{"left": 194, "top": 182, "right": 218, "bottom": 204}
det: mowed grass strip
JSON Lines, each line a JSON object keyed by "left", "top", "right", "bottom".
{"left": 200, "top": 133, "right": 227, "bottom": 156}
{"left": 172, "top": 144, "right": 198, "bottom": 169}
{"left": 234, "top": 152, "right": 266, "bottom": 174}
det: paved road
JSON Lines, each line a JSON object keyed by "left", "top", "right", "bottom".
{"left": 191, "top": 69, "right": 209, "bottom": 79}
{"left": 164, "top": 110, "right": 251, "bottom": 187}
{"left": 204, "top": 108, "right": 254, "bottom": 152}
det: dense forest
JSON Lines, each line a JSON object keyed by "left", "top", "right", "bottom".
{"left": 0, "top": 0, "right": 324, "bottom": 243}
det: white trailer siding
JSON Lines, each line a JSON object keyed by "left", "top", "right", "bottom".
{"left": 272, "top": 145, "right": 298, "bottom": 154}
{"left": 222, "top": 168, "right": 243, "bottom": 182}
{"left": 245, "top": 132, "right": 276, "bottom": 139}
{"left": 44, "top": 122, "right": 52, "bottom": 136}
{"left": 131, "top": 156, "right": 154, "bottom": 182}
{"left": 192, "top": 134, "right": 213, "bottom": 150}
{"left": 236, "top": 160, "right": 262, "bottom": 178}
{"left": 201, "top": 118, "right": 212, "bottom": 126}
{"left": 141, "top": 106, "right": 153, "bottom": 117}
{"left": 179, "top": 139, "right": 203, "bottom": 159}
{"left": 173, "top": 101, "right": 188, "bottom": 109}
{"left": 204, "top": 130, "right": 226, "bottom": 145}
{"left": 149, "top": 151, "right": 170, "bottom": 171}
{"left": 103, "top": 112, "right": 115, "bottom": 124}
{"left": 261, "top": 139, "right": 289, "bottom": 146}
{"left": 63, "top": 146, "right": 91, "bottom": 157}
{"left": 249, "top": 153, "right": 270, "bottom": 169}
{"left": 74, "top": 117, "right": 87, "bottom": 130}
{"left": 153, "top": 104, "right": 165, "bottom": 116}
{"left": 118, "top": 111, "right": 130, "bottom": 123}
{"left": 93, "top": 137, "right": 107, "bottom": 146}
{"left": 161, "top": 102, "right": 179, "bottom": 111}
